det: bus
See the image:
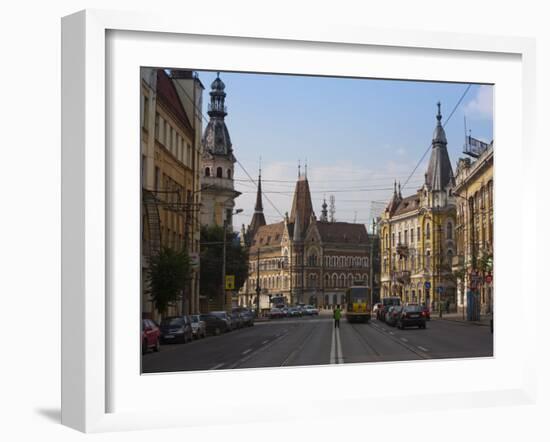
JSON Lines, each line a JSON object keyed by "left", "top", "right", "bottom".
{"left": 345, "top": 283, "right": 371, "bottom": 323}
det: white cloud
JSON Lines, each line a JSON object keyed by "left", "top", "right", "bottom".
{"left": 464, "top": 85, "right": 493, "bottom": 120}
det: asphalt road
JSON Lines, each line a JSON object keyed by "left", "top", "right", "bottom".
{"left": 142, "top": 313, "right": 493, "bottom": 374}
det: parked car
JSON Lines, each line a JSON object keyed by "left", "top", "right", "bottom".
{"left": 385, "top": 306, "right": 403, "bottom": 327}
{"left": 190, "top": 314, "right": 207, "bottom": 339}
{"left": 230, "top": 311, "right": 244, "bottom": 329}
{"left": 287, "top": 306, "right": 302, "bottom": 317}
{"left": 200, "top": 313, "right": 229, "bottom": 335}
{"left": 303, "top": 305, "right": 318, "bottom": 316}
{"left": 210, "top": 311, "right": 233, "bottom": 331}
{"left": 420, "top": 304, "right": 431, "bottom": 320}
{"left": 142, "top": 319, "right": 161, "bottom": 354}
{"left": 280, "top": 306, "right": 290, "bottom": 317}
{"left": 159, "top": 316, "right": 193, "bottom": 344}
{"left": 233, "top": 308, "right": 255, "bottom": 326}
{"left": 397, "top": 305, "right": 427, "bottom": 329}
{"left": 268, "top": 308, "right": 285, "bottom": 319}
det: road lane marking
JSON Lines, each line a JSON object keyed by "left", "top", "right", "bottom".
{"left": 262, "top": 340, "right": 269, "bottom": 345}
{"left": 210, "top": 363, "right": 225, "bottom": 370}
{"left": 400, "top": 338, "right": 408, "bottom": 342}
{"left": 242, "top": 348, "right": 252, "bottom": 355}
{"left": 330, "top": 324, "right": 336, "bottom": 364}
{"left": 418, "top": 346, "right": 429, "bottom": 352}
{"left": 336, "top": 325, "right": 343, "bottom": 364}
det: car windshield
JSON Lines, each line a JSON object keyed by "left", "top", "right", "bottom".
{"left": 161, "top": 318, "right": 183, "bottom": 327}
{"left": 211, "top": 311, "right": 227, "bottom": 318}
{"left": 404, "top": 306, "right": 421, "bottom": 312}
{"left": 191, "top": 316, "right": 199, "bottom": 322}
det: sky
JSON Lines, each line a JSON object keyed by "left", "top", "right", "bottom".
{"left": 196, "top": 70, "right": 494, "bottom": 232}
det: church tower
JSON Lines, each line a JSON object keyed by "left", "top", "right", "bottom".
{"left": 200, "top": 73, "right": 241, "bottom": 229}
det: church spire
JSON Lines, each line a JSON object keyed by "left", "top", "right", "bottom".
{"left": 320, "top": 197, "right": 328, "bottom": 222}
{"left": 248, "top": 164, "right": 266, "bottom": 236}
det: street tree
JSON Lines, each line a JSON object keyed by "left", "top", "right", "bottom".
{"left": 147, "top": 247, "right": 191, "bottom": 316}
{"left": 200, "top": 225, "right": 249, "bottom": 302}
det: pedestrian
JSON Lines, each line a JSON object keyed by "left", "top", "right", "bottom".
{"left": 333, "top": 304, "right": 341, "bottom": 328}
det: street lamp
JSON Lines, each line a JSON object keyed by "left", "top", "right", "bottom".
{"left": 221, "top": 208, "right": 243, "bottom": 312}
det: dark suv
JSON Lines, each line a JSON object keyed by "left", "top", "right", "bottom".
{"left": 159, "top": 316, "right": 193, "bottom": 344}
{"left": 200, "top": 313, "right": 229, "bottom": 336}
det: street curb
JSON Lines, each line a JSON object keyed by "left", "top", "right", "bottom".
{"left": 435, "top": 317, "right": 490, "bottom": 327}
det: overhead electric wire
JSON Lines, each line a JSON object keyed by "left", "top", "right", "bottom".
{"left": 401, "top": 84, "right": 472, "bottom": 191}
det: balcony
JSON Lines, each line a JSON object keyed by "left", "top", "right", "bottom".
{"left": 452, "top": 255, "right": 464, "bottom": 271}
{"left": 394, "top": 270, "right": 411, "bottom": 284}
{"left": 396, "top": 243, "right": 409, "bottom": 258}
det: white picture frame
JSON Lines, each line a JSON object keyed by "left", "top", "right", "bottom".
{"left": 61, "top": 9, "right": 537, "bottom": 433}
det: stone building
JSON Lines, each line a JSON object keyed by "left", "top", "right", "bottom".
{"left": 199, "top": 73, "right": 241, "bottom": 230}
{"left": 239, "top": 171, "right": 373, "bottom": 311}
{"left": 453, "top": 139, "right": 494, "bottom": 316}
{"left": 141, "top": 68, "right": 204, "bottom": 320}
{"left": 379, "top": 103, "right": 457, "bottom": 310}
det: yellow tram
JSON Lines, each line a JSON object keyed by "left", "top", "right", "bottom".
{"left": 345, "top": 283, "right": 371, "bottom": 323}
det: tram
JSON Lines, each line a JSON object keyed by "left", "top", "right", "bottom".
{"left": 344, "top": 282, "right": 371, "bottom": 323}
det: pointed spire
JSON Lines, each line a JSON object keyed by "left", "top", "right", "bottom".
{"left": 298, "top": 159, "right": 301, "bottom": 178}
{"left": 321, "top": 197, "right": 328, "bottom": 222}
{"left": 248, "top": 162, "right": 266, "bottom": 237}
{"left": 398, "top": 181, "right": 402, "bottom": 198}
{"left": 432, "top": 101, "right": 447, "bottom": 145}
{"left": 426, "top": 102, "right": 454, "bottom": 191}
{"left": 293, "top": 210, "right": 302, "bottom": 242}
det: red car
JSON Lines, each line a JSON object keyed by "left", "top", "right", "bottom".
{"left": 421, "top": 305, "right": 431, "bottom": 320}
{"left": 142, "top": 319, "right": 161, "bottom": 354}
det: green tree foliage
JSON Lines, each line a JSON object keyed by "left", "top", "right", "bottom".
{"left": 147, "top": 247, "right": 191, "bottom": 316}
{"left": 200, "top": 225, "right": 249, "bottom": 301}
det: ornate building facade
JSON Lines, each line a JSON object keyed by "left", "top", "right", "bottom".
{"left": 141, "top": 68, "right": 204, "bottom": 319}
{"left": 453, "top": 140, "right": 494, "bottom": 315}
{"left": 199, "top": 73, "right": 241, "bottom": 230}
{"left": 239, "top": 171, "right": 372, "bottom": 311}
{"left": 379, "top": 104, "right": 457, "bottom": 310}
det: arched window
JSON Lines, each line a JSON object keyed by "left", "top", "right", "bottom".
{"left": 227, "top": 169, "right": 232, "bottom": 179}
{"left": 216, "top": 167, "right": 223, "bottom": 178}
{"left": 325, "top": 274, "right": 330, "bottom": 288}
{"left": 332, "top": 274, "right": 337, "bottom": 288}
{"left": 426, "top": 223, "right": 431, "bottom": 239}
{"left": 339, "top": 274, "right": 345, "bottom": 287}
{"left": 447, "top": 221, "right": 453, "bottom": 239}
{"left": 447, "top": 249, "right": 453, "bottom": 265}
{"left": 205, "top": 167, "right": 210, "bottom": 177}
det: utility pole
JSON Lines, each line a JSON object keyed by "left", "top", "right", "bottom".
{"left": 369, "top": 218, "right": 375, "bottom": 310}
{"left": 255, "top": 247, "right": 261, "bottom": 316}
{"left": 221, "top": 218, "right": 227, "bottom": 312}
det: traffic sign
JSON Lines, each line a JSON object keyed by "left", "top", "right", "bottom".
{"left": 225, "top": 275, "right": 235, "bottom": 290}
{"left": 424, "top": 281, "right": 431, "bottom": 290}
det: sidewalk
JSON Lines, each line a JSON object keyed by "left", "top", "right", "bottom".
{"left": 432, "top": 311, "right": 492, "bottom": 327}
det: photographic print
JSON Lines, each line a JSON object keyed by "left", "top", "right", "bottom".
{"left": 140, "top": 68, "right": 493, "bottom": 373}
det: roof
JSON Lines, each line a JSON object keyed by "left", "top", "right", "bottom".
{"left": 289, "top": 177, "right": 314, "bottom": 239}
{"left": 156, "top": 70, "right": 193, "bottom": 133}
{"left": 315, "top": 222, "right": 369, "bottom": 244}
{"left": 425, "top": 104, "right": 454, "bottom": 191}
{"left": 392, "top": 194, "right": 421, "bottom": 216}
{"left": 250, "top": 222, "right": 285, "bottom": 252}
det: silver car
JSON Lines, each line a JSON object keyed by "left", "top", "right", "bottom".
{"left": 190, "top": 314, "right": 206, "bottom": 339}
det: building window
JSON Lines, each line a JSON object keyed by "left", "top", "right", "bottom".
{"left": 154, "top": 166, "right": 160, "bottom": 191}
{"left": 392, "top": 233, "right": 395, "bottom": 247}
{"left": 205, "top": 167, "right": 210, "bottom": 177}
{"left": 447, "top": 221, "right": 453, "bottom": 240}
{"left": 227, "top": 169, "right": 232, "bottom": 179}
{"left": 426, "top": 223, "right": 431, "bottom": 239}
{"left": 155, "top": 114, "right": 160, "bottom": 139}
{"left": 417, "top": 227, "right": 420, "bottom": 242}
{"left": 216, "top": 167, "right": 223, "bottom": 178}
{"left": 142, "top": 96, "right": 149, "bottom": 128}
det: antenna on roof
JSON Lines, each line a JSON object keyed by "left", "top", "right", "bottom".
{"left": 298, "top": 159, "right": 301, "bottom": 178}
{"left": 329, "top": 195, "right": 336, "bottom": 223}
